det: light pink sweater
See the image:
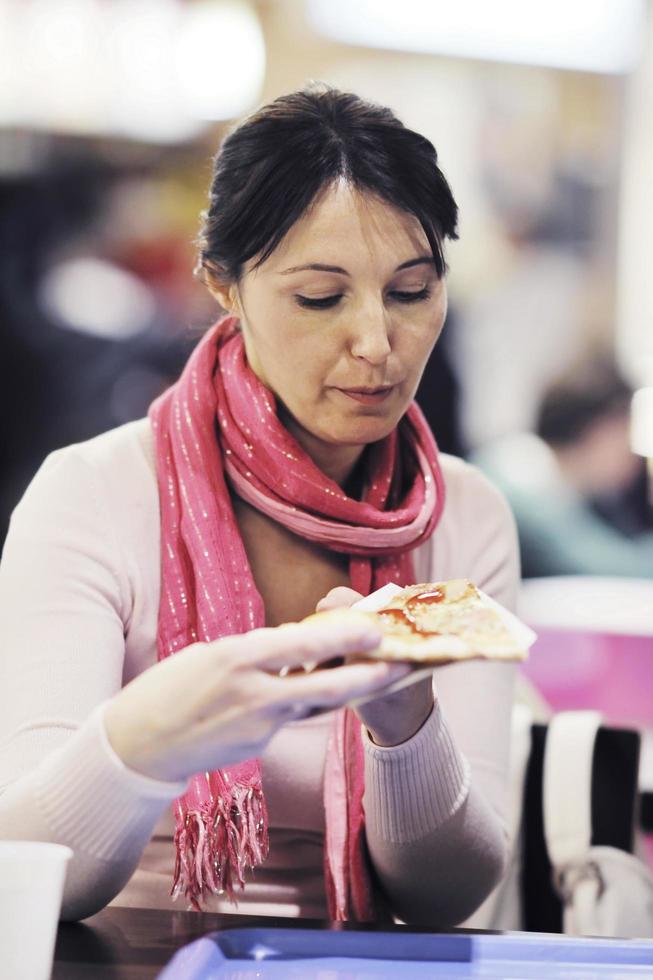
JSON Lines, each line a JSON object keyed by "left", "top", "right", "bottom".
{"left": 0, "top": 419, "right": 519, "bottom": 925}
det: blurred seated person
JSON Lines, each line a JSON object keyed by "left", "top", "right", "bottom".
{"left": 472, "top": 361, "right": 653, "bottom": 578}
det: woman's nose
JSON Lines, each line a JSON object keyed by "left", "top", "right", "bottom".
{"left": 349, "top": 302, "right": 392, "bottom": 365}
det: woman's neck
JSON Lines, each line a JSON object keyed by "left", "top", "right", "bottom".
{"left": 282, "top": 413, "right": 365, "bottom": 489}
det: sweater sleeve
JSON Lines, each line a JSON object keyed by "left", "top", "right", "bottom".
{"left": 0, "top": 448, "right": 186, "bottom": 921}
{"left": 362, "top": 462, "right": 519, "bottom": 926}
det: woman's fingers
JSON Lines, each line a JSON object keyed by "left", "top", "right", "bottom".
{"left": 228, "top": 613, "right": 382, "bottom": 672}
{"left": 270, "top": 658, "right": 411, "bottom": 711}
{"left": 315, "top": 586, "right": 364, "bottom": 612}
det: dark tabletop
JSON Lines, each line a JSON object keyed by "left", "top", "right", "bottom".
{"left": 52, "top": 906, "right": 395, "bottom": 980}
{"left": 51, "top": 906, "right": 653, "bottom": 979}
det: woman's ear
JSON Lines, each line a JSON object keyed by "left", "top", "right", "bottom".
{"left": 207, "top": 281, "right": 241, "bottom": 315}
{"left": 198, "top": 261, "right": 242, "bottom": 316}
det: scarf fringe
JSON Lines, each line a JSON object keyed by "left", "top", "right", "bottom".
{"left": 171, "top": 784, "right": 269, "bottom": 911}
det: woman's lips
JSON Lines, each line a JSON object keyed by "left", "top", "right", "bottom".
{"left": 336, "top": 386, "right": 395, "bottom": 405}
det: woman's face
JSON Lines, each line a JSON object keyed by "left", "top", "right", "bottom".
{"left": 227, "top": 182, "right": 448, "bottom": 475}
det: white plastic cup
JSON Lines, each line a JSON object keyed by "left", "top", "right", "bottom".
{"left": 0, "top": 841, "right": 73, "bottom": 980}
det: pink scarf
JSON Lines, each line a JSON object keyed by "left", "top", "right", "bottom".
{"left": 148, "top": 317, "right": 445, "bottom": 920}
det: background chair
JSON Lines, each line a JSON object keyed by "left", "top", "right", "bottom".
{"left": 517, "top": 575, "right": 653, "bottom": 872}
{"left": 521, "top": 720, "right": 641, "bottom": 932}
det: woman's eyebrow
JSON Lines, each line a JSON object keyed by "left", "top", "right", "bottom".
{"left": 396, "top": 257, "right": 436, "bottom": 271}
{"left": 278, "top": 256, "right": 435, "bottom": 276}
{"left": 279, "top": 262, "right": 349, "bottom": 276}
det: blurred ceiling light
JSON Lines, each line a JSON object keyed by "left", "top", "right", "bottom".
{"left": 0, "top": 0, "right": 265, "bottom": 143}
{"left": 0, "top": 0, "right": 106, "bottom": 134}
{"left": 176, "top": 1, "right": 266, "bottom": 120}
{"left": 308, "top": 0, "right": 645, "bottom": 74}
{"left": 39, "top": 258, "right": 156, "bottom": 339}
{"left": 631, "top": 388, "right": 653, "bottom": 458}
{"left": 110, "top": 0, "right": 196, "bottom": 144}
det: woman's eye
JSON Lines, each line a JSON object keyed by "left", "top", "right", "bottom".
{"left": 295, "top": 294, "right": 342, "bottom": 310}
{"left": 389, "top": 287, "right": 431, "bottom": 304}
{"left": 294, "top": 288, "right": 432, "bottom": 309}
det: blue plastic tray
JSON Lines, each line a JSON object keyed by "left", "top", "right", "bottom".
{"left": 157, "top": 927, "right": 653, "bottom": 979}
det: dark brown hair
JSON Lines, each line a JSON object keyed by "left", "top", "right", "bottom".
{"left": 537, "top": 360, "right": 632, "bottom": 447}
{"left": 197, "top": 85, "right": 458, "bottom": 285}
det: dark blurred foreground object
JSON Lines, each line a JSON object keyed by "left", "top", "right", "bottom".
{"left": 0, "top": 164, "right": 197, "bottom": 550}
{"left": 472, "top": 360, "right": 653, "bottom": 578}
{"left": 415, "top": 309, "right": 466, "bottom": 458}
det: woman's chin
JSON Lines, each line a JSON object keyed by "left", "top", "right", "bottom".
{"left": 282, "top": 400, "right": 407, "bottom": 453}
{"left": 317, "top": 414, "right": 402, "bottom": 447}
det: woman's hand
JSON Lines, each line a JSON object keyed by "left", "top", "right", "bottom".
{"left": 103, "top": 614, "right": 408, "bottom": 783}
{"left": 316, "top": 587, "right": 435, "bottom": 747}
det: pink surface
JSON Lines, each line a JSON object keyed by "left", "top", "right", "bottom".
{"left": 521, "top": 628, "right": 653, "bottom": 870}
{"left": 520, "top": 629, "right": 653, "bottom": 729}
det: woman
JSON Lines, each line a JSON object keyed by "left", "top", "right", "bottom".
{"left": 0, "top": 87, "right": 519, "bottom": 925}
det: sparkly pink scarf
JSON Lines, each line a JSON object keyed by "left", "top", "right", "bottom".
{"left": 148, "top": 317, "right": 445, "bottom": 920}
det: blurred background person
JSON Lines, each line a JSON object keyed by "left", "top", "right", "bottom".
{"left": 472, "top": 360, "right": 653, "bottom": 577}
{"left": 447, "top": 76, "right": 599, "bottom": 451}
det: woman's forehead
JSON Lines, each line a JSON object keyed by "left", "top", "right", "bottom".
{"left": 249, "top": 183, "right": 431, "bottom": 279}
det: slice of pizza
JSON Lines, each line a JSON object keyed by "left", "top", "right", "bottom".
{"left": 307, "top": 580, "right": 531, "bottom": 664}
{"left": 366, "top": 579, "right": 528, "bottom": 662}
